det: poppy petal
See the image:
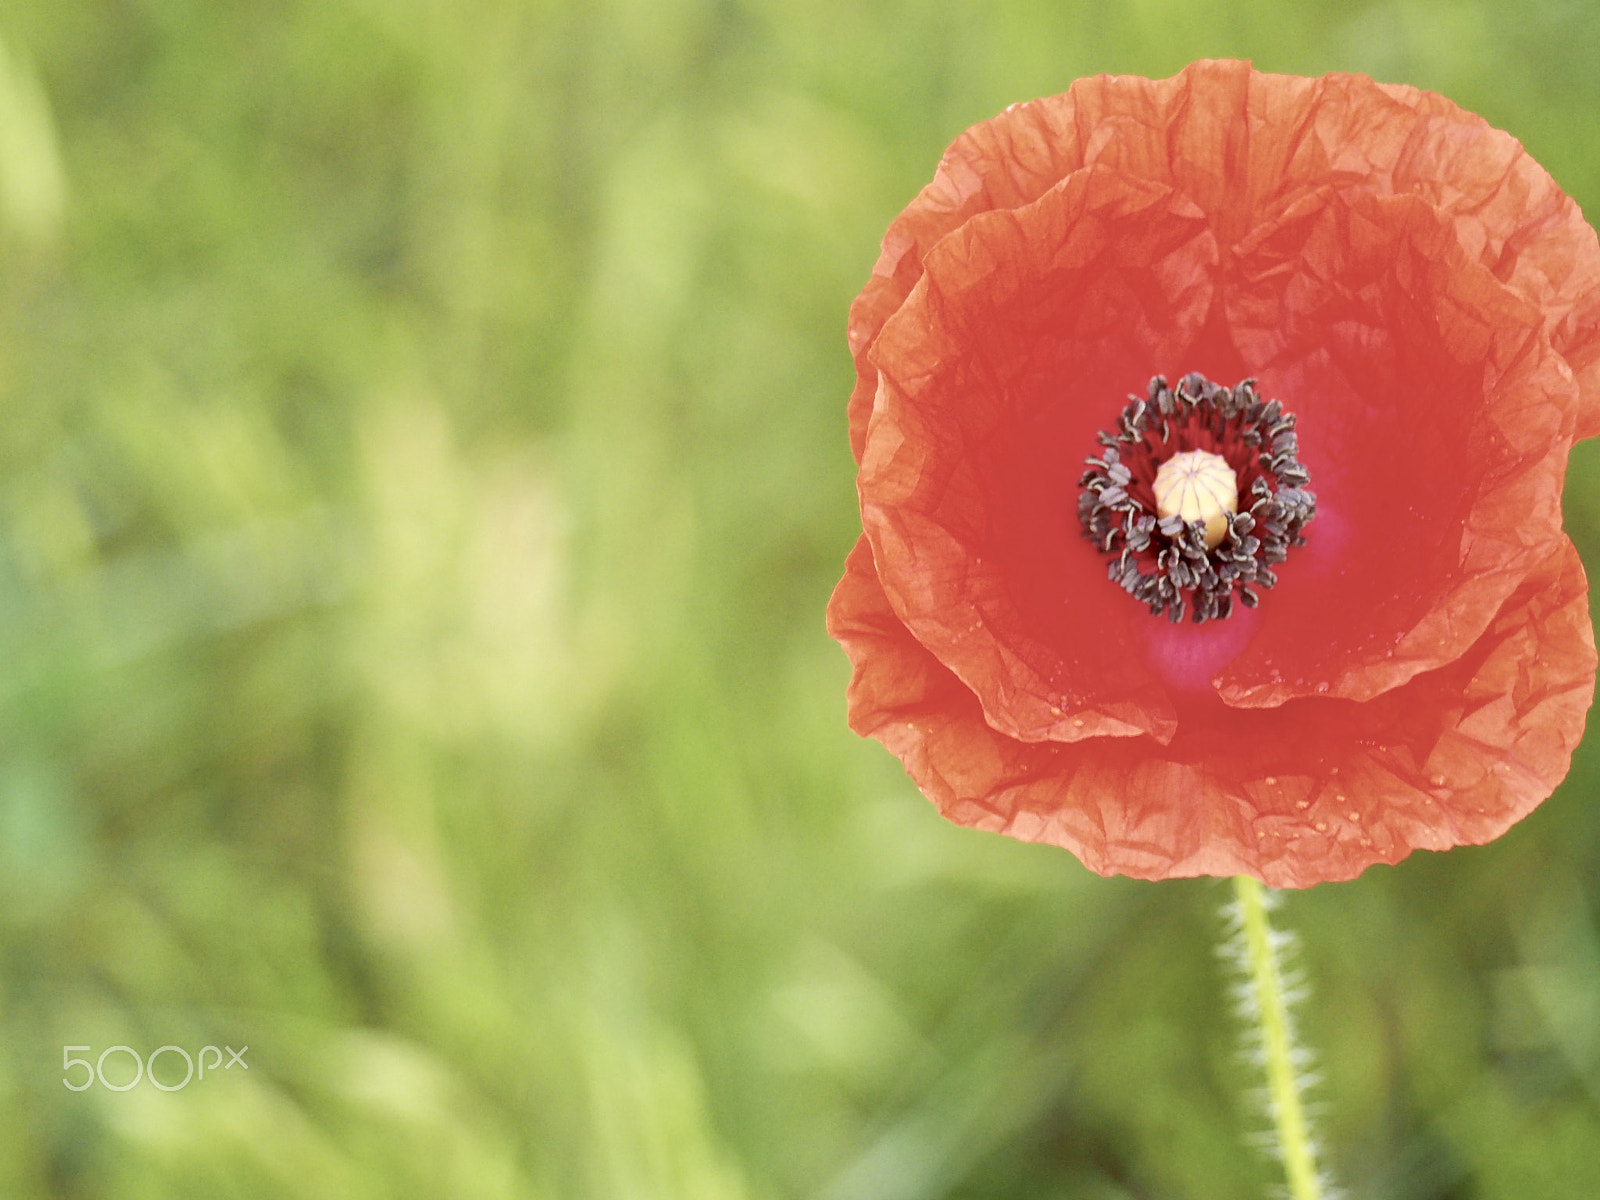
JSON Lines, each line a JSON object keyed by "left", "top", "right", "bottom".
{"left": 862, "top": 165, "right": 1217, "bottom": 743}
{"left": 1216, "top": 187, "right": 1579, "bottom": 705}
{"left": 829, "top": 535, "right": 1595, "bottom": 887}
{"left": 847, "top": 61, "right": 1600, "bottom": 461}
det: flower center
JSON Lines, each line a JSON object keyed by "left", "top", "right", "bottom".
{"left": 1152, "top": 449, "right": 1237, "bottom": 550}
{"left": 1077, "top": 373, "right": 1315, "bottom": 623}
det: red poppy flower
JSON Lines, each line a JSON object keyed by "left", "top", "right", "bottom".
{"left": 827, "top": 60, "right": 1600, "bottom": 887}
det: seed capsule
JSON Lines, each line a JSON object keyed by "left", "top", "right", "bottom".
{"left": 1152, "top": 449, "right": 1238, "bottom": 550}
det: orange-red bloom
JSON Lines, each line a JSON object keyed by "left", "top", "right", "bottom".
{"left": 827, "top": 60, "right": 1600, "bottom": 887}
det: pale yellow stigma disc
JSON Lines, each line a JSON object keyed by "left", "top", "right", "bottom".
{"left": 1152, "top": 449, "right": 1238, "bottom": 550}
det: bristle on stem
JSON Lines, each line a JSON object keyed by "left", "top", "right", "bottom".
{"left": 1219, "top": 876, "right": 1340, "bottom": 1200}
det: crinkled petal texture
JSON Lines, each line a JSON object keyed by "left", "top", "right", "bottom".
{"left": 830, "top": 60, "right": 1600, "bottom": 887}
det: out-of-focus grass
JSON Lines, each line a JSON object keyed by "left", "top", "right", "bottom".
{"left": 0, "top": 2, "right": 1598, "bottom": 1198}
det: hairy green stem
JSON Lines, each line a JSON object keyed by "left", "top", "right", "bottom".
{"left": 1231, "top": 875, "right": 1325, "bottom": 1200}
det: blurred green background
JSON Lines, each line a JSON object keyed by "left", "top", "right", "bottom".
{"left": 1, "top": 1, "right": 1598, "bottom": 1197}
